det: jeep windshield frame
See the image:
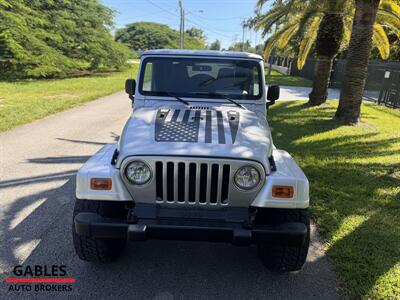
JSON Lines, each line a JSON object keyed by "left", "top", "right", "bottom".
{"left": 138, "top": 56, "right": 264, "bottom": 101}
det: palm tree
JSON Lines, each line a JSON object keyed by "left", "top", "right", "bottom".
{"left": 254, "top": 0, "right": 400, "bottom": 106}
{"left": 307, "top": 4, "right": 346, "bottom": 106}
{"left": 335, "top": 0, "right": 391, "bottom": 123}
{"left": 254, "top": 0, "right": 347, "bottom": 106}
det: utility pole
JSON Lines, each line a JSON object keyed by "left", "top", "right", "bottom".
{"left": 179, "top": 0, "right": 184, "bottom": 49}
{"left": 267, "top": 24, "right": 278, "bottom": 76}
{"left": 267, "top": 4, "right": 291, "bottom": 76}
{"left": 241, "top": 19, "right": 246, "bottom": 51}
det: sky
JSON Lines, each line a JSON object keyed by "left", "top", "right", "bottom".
{"left": 101, "top": 0, "right": 266, "bottom": 49}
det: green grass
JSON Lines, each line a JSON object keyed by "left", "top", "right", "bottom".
{"left": 0, "top": 65, "right": 139, "bottom": 132}
{"left": 269, "top": 101, "right": 400, "bottom": 299}
{"left": 266, "top": 69, "right": 312, "bottom": 87}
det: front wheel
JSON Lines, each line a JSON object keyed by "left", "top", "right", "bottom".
{"left": 72, "top": 199, "right": 127, "bottom": 263}
{"left": 256, "top": 209, "right": 310, "bottom": 272}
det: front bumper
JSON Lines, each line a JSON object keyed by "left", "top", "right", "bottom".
{"left": 74, "top": 212, "right": 307, "bottom": 246}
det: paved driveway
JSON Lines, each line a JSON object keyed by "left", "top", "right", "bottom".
{"left": 279, "top": 86, "right": 339, "bottom": 101}
{"left": 279, "top": 85, "right": 379, "bottom": 101}
{"left": 0, "top": 92, "right": 340, "bottom": 299}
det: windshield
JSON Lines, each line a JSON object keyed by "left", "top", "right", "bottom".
{"left": 139, "top": 57, "right": 263, "bottom": 100}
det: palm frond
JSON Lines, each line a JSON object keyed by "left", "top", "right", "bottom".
{"left": 253, "top": 6, "right": 288, "bottom": 34}
{"left": 377, "top": 11, "right": 400, "bottom": 39}
{"left": 263, "top": 28, "right": 286, "bottom": 60}
{"left": 255, "top": 0, "right": 297, "bottom": 12}
{"left": 263, "top": 20, "right": 299, "bottom": 59}
{"left": 297, "top": 15, "right": 322, "bottom": 69}
{"left": 379, "top": 0, "right": 400, "bottom": 22}
{"left": 329, "top": 0, "right": 353, "bottom": 14}
{"left": 254, "top": 0, "right": 311, "bottom": 35}
{"left": 341, "top": 17, "right": 353, "bottom": 50}
{"left": 255, "top": 0, "right": 270, "bottom": 11}
{"left": 372, "top": 23, "right": 390, "bottom": 59}
{"left": 277, "top": 23, "right": 299, "bottom": 49}
{"left": 376, "top": 0, "right": 400, "bottom": 40}
{"left": 380, "top": 0, "right": 400, "bottom": 17}
{"left": 297, "top": 8, "right": 321, "bottom": 33}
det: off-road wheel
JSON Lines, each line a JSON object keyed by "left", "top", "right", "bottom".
{"left": 256, "top": 208, "right": 310, "bottom": 272}
{"left": 72, "top": 199, "right": 127, "bottom": 263}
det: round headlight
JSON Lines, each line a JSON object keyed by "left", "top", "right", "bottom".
{"left": 234, "top": 166, "right": 260, "bottom": 190}
{"left": 125, "top": 161, "right": 152, "bottom": 185}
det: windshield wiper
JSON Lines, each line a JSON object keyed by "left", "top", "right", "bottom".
{"left": 166, "top": 93, "right": 190, "bottom": 106}
{"left": 219, "top": 94, "right": 246, "bottom": 110}
{"left": 192, "top": 93, "right": 245, "bottom": 110}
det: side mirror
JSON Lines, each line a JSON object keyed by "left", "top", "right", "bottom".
{"left": 125, "top": 78, "right": 136, "bottom": 101}
{"left": 267, "top": 85, "right": 280, "bottom": 106}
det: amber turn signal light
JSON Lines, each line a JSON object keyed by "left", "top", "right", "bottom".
{"left": 90, "top": 178, "right": 112, "bottom": 190}
{"left": 272, "top": 185, "right": 294, "bottom": 198}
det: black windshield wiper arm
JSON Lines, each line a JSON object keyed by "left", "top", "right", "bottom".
{"left": 189, "top": 92, "right": 245, "bottom": 109}
{"left": 166, "top": 93, "right": 190, "bottom": 106}
{"left": 186, "top": 93, "right": 246, "bottom": 109}
{"left": 219, "top": 94, "right": 245, "bottom": 109}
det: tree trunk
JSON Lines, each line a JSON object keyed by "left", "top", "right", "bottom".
{"left": 335, "top": 0, "right": 380, "bottom": 124}
{"left": 308, "top": 56, "right": 334, "bottom": 106}
{"left": 308, "top": 13, "right": 343, "bottom": 106}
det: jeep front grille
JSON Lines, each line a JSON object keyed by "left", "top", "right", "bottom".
{"left": 155, "top": 161, "right": 231, "bottom": 205}
{"left": 120, "top": 156, "right": 265, "bottom": 208}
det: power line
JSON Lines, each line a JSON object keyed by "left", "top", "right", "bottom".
{"left": 145, "top": 0, "right": 178, "bottom": 17}
{"left": 185, "top": 11, "right": 246, "bottom": 33}
{"left": 188, "top": 13, "right": 247, "bottom": 21}
{"left": 185, "top": 17, "right": 233, "bottom": 38}
{"left": 144, "top": 0, "right": 235, "bottom": 40}
{"left": 118, "top": 11, "right": 173, "bottom": 22}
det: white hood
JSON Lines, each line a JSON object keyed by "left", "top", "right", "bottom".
{"left": 117, "top": 105, "right": 272, "bottom": 169}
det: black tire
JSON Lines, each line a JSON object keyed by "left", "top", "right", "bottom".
{"left": 72, "top": 199, "right": 127, "bottom": 263}
{"left": 256, "top": 208, "right": 310, "bottom": 272}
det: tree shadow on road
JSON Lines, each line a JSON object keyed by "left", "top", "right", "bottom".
{"left": 56, "top": 131, "right": 120, "bottom": 146}
{"left": 27, "top": 156, "right": 89, "bottom": 164}
{"left": 0, "top": 174, "right": 76, "bottom": 278}
{"left": 2, "top": 182, "right": 340, "bottom": 299}
{"left": 0, "top": 153, "right": 340, "bottom": 300}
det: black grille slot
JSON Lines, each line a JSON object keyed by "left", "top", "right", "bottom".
{"left": 221, "top": 165, "right": 230, "bottom": 204}
{"left": 199, "top": 164, "right": 208, "bottom": 203}
{"left": 166, "top": 162, "right": 174, "bottom": 202}
{"left": 210, "top": 164, "right": 219, "bottom": 204}
{"left": 177, "top": 163, "right": 185, "bottom": 202}
{"left": 155, "top": 161, "right": 163, "bottom": 200}
{"left": 189, "top": 106, "right": 209, "bottom": 110}
{"left": 188, "top": 163, "right": 196, "bottom": 203}
{"left": 154, "top": 161, "right": 230, "bottom": 205}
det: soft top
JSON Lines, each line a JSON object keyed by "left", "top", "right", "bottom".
{"left": 141, "top": 49, "right": 263, "bottom": 60}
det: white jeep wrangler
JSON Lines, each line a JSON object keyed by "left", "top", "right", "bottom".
{"left": 72, "top": 50, "right": 310, "bottom": 272}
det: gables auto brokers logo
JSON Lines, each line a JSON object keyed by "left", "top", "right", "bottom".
{"left": 4, "top": 265, "right": 75, "bottom": 293}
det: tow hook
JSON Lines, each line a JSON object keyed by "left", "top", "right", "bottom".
{"left": 126, "top": 208, "right": 138, "bottom": 224}
{"left": 243, "top": 207, "right": 257, "bottom": 229}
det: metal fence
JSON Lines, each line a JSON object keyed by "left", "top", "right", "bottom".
{"left": 267, "top": 56, "right": 292, "bottom": 75}
{"left": 268, "top": 56, "right": 400, "bottom": 108}
{"left": 378, "top": 70, "right": 400, "bottom": 108}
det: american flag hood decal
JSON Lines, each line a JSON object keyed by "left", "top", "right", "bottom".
{"left": 155, "top": 108, "right": 240, "bottom": 144}
{"left": 116, "top": 105, "right": 272, "bottom": 168}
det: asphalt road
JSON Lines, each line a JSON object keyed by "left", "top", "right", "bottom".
{"left": 0, "top": 92, "right": 341, "bottom": 299}
{"left": 279, "top": 86, "right": 379, "bottom": 101}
